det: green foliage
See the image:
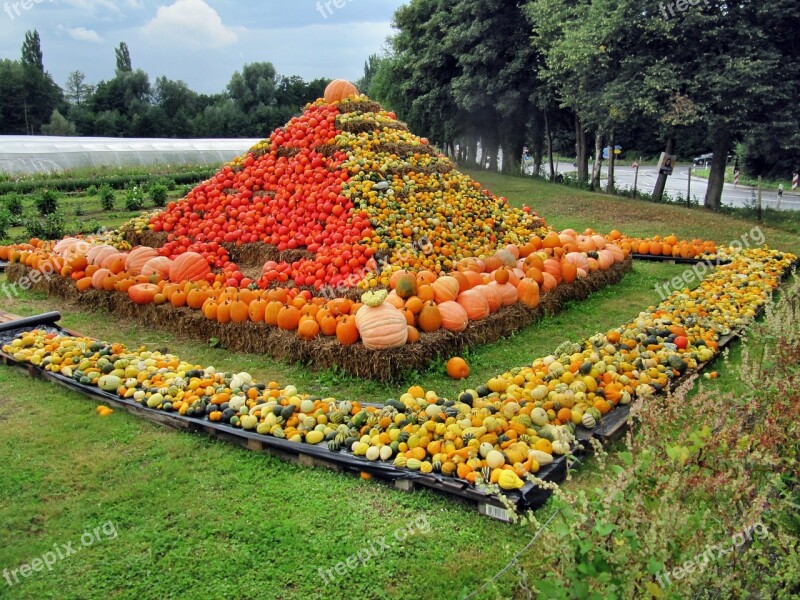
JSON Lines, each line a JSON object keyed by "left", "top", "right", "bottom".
{"left": 74, "top": 203, "right": 86, "bottom": 217}
{"left": 99, "top": 184, "right": 115, "bottom": 211}
{"left": 124, "top": 185, "right": 145, "bottom": 211}
{"left": 85, "top": 184, "right": 98, "bottom": 196}
{"left": 35, "top": 189, "right": 59, "bottom": 215}
{"left": 24, "top": 211, "right": 65, "bottom": 240}
{"left": 149, "top": 183, "right": 169, "bottom": 207}
{"left": 0, "top": 208, "right": 9, "bottom": 240}
{"left": 2, "top": 192, "right": 24, "bottom": 216}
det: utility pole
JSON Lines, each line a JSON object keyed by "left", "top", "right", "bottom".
{"left": 757, "top": 176, "right": 763, "bottom": 222}
{"left": 687, "top": 166, "right": 691, "bottom": 208}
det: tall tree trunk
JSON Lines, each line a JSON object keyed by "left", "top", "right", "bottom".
{"left": 545, "top": 110, "right": 555, "bottom": 181}
{"left": 531, "top": 109, "right": 545, "bottom": 177}
{"left": 705, "top": 129, "right": 731, "bottom": 210}
{"left": 591, "top": 132, "right": 604, "bottom": 191}
{"left": 607, "top": 131, "right": 616, "bottom": 193}
{"left": 466, "top": 139, "right": 476, "bottom": 166}
{"left": 501, "top": 142, "right": 513, "bottom": 174}
{"left": 652, "top": 135, "right": 675, "bottom": 202}
{"left": 575, "top": 115, "right": 589, "bottom": 182}
{"left": 487, "top": 135, "right": 499, "bottom": 171}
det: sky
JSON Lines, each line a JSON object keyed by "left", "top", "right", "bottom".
{"left": 0, "top": 0, "right": 406, "bottom": 93}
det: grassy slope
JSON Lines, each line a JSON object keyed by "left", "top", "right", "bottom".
{"left": 1, "top": 171, "right": 798, "bottom": 600}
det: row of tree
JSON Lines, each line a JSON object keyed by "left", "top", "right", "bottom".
{"left": 359, "top": 0, "right": 800, "bottom": 209}
{"left": 0, "top": 32, "right": 329, "bottom": 140}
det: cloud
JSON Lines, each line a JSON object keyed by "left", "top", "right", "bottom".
{"left": 64, "top": 27, "right": 105, "bottom": 43}
{"left": 142, "top": 0, "right": 239, "bottom": 49}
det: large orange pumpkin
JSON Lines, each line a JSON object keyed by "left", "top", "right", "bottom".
{"left": 169, "top": 252, "right": 210, "bottom": 283}
{"left": 91, "top": 268, "right": 113, "bottom": 290}
{"left": 438, "top": 301, "right": 469, "bottom": 332}
{"left": 355, "top": 302, "right": 408, "bottom": 350}
{"left": 126, "top": 246, "right": 159, "bottom": 275}
{"left": 277, "top": 305, "right": 301, "bottom": 330}
{"left": 141, "top": 256, "right": 172, "bottom": 279}
{"left": 488, "top": 281, "right": 518, "bottom": 306}
{"left": 86, "top": 245, "right": 118, "bottom": 266}
{"left": 457, "top": 289, "right": 490, "bottom": 321}
{"left": 432, "top": 275, "right": 460, "bottom": 304}
{"left": 324, "top": 79, "right": 359, "bottom": 103}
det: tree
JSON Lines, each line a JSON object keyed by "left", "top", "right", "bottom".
{"left": 65, "top": 71, "right": 93, "bottom": 106}
{"left": 227, "top": 62, "right": 278, "bottom": 114}
{"left": 17, "top": 31, "right": 65, "bottom": 134}
{"left": 21, "top": 30, "right": 43, "bottom": 72}
{"left": 115, "top": 42, "right": 132, "bottom": 75}
{"left": 41, "top": 109, "right": 76, "bottom": 136}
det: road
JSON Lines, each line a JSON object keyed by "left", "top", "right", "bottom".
{"left": 533, "top": 161, "right": 799, "bottom": 210}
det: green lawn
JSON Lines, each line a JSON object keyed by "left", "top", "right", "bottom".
{"left": 1, "top": 168, "right": 798, "bottom": 599}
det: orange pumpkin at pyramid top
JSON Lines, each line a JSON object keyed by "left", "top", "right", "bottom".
{"left": 147, "top": 81, "right": 549, "bottom": 290}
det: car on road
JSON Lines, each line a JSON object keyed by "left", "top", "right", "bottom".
{"left": 693, "top": 153, "right": 733, "bottom": 167}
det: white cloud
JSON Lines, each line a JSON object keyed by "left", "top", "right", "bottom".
{"left": 142, "top": 0, "right": 238, "bottom": 49}
{"left": 65, "top": 26, "right": 105, "bottom": 43}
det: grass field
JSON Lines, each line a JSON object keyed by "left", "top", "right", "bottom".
{"left": 1, "top": 169, "right": 798, "bottom": 599}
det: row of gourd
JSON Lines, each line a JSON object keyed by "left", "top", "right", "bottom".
{"left": 4, "top": 246, "right": 793, "bottom": 492}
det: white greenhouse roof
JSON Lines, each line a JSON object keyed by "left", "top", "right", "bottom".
{"left": 0, "top": 136, "right": 262, "bottom": 176}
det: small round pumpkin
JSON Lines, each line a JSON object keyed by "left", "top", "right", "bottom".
{"left": 336, "top": 316, "right": 360, "bottom": 345}
{"left": 128, "top": 283, "right": 160, "bottom": 305}
{"left": 446, "top": 357, "right": 470, "bottom": 380}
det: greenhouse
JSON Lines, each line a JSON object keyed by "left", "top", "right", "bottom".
{"left": 0, "top": 136, "right": 259, "bottom": 176}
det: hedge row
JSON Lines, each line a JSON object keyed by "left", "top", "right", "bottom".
{"left": 0, "top": 170, "right": 216, "bottom": 196}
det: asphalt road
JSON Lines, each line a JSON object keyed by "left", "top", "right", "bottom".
{"left": 535, "top": 162, "right": 799, "bottom": 210}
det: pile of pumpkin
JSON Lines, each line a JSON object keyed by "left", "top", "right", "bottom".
{"left": 1, "top": 226, "right": 628, "bottom": 350}
{"left": 2, "top": 330, "right": 574, "bottom": 491}
{"left": 611, "top": 232, "right": 718, "bottom": 260}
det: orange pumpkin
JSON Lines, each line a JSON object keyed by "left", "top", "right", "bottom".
{"left": 141, "top": 257, "right": 172, "bottom": 279}
{"left": 418, "top": 301, "right": 442, "bottom": 333}
{"left": 393, "top": 272, "right": 418, "bottom": 299}
{"left": 438, "top": 301, "right": 468, "bottom": 332}
{"left": 336, "top": 317, "right": 360, "bottom": 345}
{"left": 277, "top": 305, "right": 301, "bottom": 330}
{"left": 324, "top": 79, "right": 359, "bottom": 103}
{"left": 488, "top": 281, "right": 518, "bottom": 306}
{"left": 355, "top": 302, "right": 408, "bottom": 350}
{"left": 561, "top": 262, "right": 578, "bottom": 284}
{"left": 91, "top": 268, "right": 113, "bottom": 290}
{"left": 406, "top": 325, "right": 421, "bottom": 344}
{"left": 446, "top": 357, "right": 470, "bottom": 380}
{"left": 457, "top": 289, "right": 490, "bottom": 321}
{"left": 517, "top": 278, "right": 540, "bottom": 308}
{"left": 128, "top": 283, "right": 160, "bottom": 305}
{"left": 432, "top": 276, "right": 460, "bottom": 303}
{"left": 125, "top": 246, "right": 159, "bottom": 275}
{"left": 169, "top": 252, "right": 210, "bottom": 283}
{"left": 298, "top": 317, "right": 320, "bottom": 340}
{"left": 229, "top": 300, "right": 250, "bottom": 324}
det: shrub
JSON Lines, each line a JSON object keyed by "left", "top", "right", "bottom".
{"left": 99, "top": 185, "right": 115, "bottom": 211}
{"left": 75, "top": 204, "right": 86, "bottom": 217}
{"left": 35, "top": 189, "right": 59, "bottom": 216}
{"left": 78, "top": 219, "right": 103, "bottom": 235}
{"left": 2, "top": 192, "right": 24, "bottom": 216}
{"left": 85, "top": 184, "right": 98, "bottom": 196}
{"left": 25, "top": 212, "right": 65, "bottom": 240}
{"left": 124, "top": 186, "right": 145, "bottom": 211}
{"left": 0, "top": 208, "right": 9, "bottom": 241}
{"left": 150, "top": 183, "right": 169, "bottom": 208}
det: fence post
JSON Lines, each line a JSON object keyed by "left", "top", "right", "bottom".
{"left": 757, "top": 176, "right": 762, "bottom": 222}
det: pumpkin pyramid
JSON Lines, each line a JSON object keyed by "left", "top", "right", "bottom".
{"left": 148, "top": 83, "right": 549, "bottom": 291}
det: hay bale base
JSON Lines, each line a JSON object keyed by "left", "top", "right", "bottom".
{"left": 6, "top": 257, "right": 632, "bottom": 382}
